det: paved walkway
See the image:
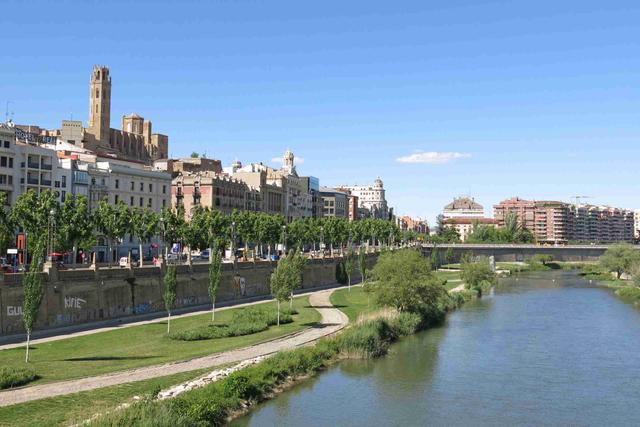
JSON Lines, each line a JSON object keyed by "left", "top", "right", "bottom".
{"left": 0, "top": 289, "right": 348, "bottom": 408}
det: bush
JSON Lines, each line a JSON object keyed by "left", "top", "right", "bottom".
{"left": 170, "top": 308, "right": 293, "bottom": 341}
{"left": 616, "top": 287, "right": 640, "bottom": 303}
{"left": 337, "top": 319, "right": 395, "bottom": 358}
{"left": 0, "top": 366, "right": 38, "bottom": 390}
{"left": 388, "top": 312, "right": 422, "bottom": 336}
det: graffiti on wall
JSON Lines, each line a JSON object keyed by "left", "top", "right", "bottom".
{"left": 7, "top": 306, "right": 23, "bottom": 317}
{"left": 65, "top": 296, "right": 87, "bottom": 309}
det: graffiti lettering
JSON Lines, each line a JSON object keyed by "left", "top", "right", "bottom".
{"left": 133, "top": 303, "right": 151, "bottom": 314}
{"left": 7, "top": 306, "right": 23, "bottom": 317}
{"left": 65, "top": 296, "right": 87, "bottom": 309}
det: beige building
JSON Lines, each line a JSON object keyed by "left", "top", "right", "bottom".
{"left": 320, "top": 187, "right": 349, "bottom": 218}
{"left": 340, "top": 177, "right": 389, "bottom": 219}
{"left": 173, "top": 172, "right": 253, "bottom": 218}
{"left": 443, "top": 217, "right": 496, "bottom": 242}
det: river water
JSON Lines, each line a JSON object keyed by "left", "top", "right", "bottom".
{"left": 231, "top": 271, "right": 640, "bottom": 427}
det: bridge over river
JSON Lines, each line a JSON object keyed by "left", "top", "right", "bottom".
{"left": 420, "top": 243, "right": 616, "bottom": 262}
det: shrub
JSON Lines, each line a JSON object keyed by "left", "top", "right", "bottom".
{"left": 616, "top": 287, "right": 640, "bottom": 303}
{"left": 170, "top": 308, "right": 293, "bottom": 341}
{"left": 0, "top": 366, "right": 38, "bottom": 390}
{"left": 388, "top": 312, "right": 422, "bottom": 336}
{"left": 338, "top": 319, "right": 394, "bottom": 358}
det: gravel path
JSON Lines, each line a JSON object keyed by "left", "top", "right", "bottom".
{"left": 0, "top": 289, "right": 348, "bottom": 408}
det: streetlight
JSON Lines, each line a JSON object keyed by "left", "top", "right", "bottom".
{"left": 231, "top": 221, "right": 237, "bottom": 260}
{"left": 47, "top": 208, "right": 56, "bottom": 262}
{"left": 282, "top": 225, "right": 287, "bottom": 254}
{"left": 159, "top": 217, "right": 165, "bottom": 263}
{"left": 320, "top": 226, "right": 324, "bottom": 257}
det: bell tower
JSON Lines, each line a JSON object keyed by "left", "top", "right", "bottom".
{"left": 88, "top": 65, "right": 111, "bottom": 143}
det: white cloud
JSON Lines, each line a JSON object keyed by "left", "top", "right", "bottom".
{"left": 271, "top": 157, "right": 305, "bottom": 165}
{"left": 396, "top": 151, "right": 471, "bottom": 164}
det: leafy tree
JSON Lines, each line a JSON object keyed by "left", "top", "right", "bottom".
{"left": 531, "top": 254, "right": 553, "bottom": 266}
{"left": 190, "top": 152, "right": 199, "bottom": 158}
{"left": 160, "top": 206, "right": 186, "bottom": 261}
{"left": 22, "top": 241, "right": 45, "bottom": 363}
{"left": 270, "top": 256, "right": 295, "bottom": 326}
{"left": 0, "top": 192, "right": 14, "bottom": 256}
{"left": 164, "top": 265, "right": 177, "bottom": 333}
{"left": 343, "top": 247, "right": 356, "bottom": 291}
{"left": 444, "top": 247, "right": 455, "bottom": 265}
{"left": 11, "top": 190, "right": 58, "bottom": 258}
{"left": 58, "top": 195, "right": 93, "bottom": 267}
{"left": 335, "top": 262, "right": 347, "bottom": 285}
{"left": 599, "top": 244, "right": 640, "bottom": 279}
{"left": 461, "top": 257, "right": 497, "bottom": 297}
{"left": 369, "top": 249, "right": 447, "bottom": 314}
{"left": 93, "top": 200, "right": 130, "bottom": 263}
{"left": 430, "top": 247, "right": 440, "bottom": 270}
{"left": 358, "top": 248, "right": 367, "bottom": 284}
{"left": 130, "top": 208, "right": 158, "bottom": 267}
{"left": 208, "top": 245, "right": 223, "bottom": 321}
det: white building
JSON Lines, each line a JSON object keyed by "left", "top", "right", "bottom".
{"left": 340, "top": 177, "right": 389, "bottom": 219}
{"left": 634, "top": 209, "right": 640, "bottom": 239}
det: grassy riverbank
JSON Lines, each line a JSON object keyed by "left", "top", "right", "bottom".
{"left": 0, "top": 368, "right": 212, "bottom": 427}
{"left": 85, "top": 287, "right": 474, "bottom": 427}
{"left": 0, "top": 296, "right": 319, "bottom": 386}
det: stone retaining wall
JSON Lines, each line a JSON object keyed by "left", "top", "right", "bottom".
{"left": 0, "top": 255, "right": 377, "bottom": 335}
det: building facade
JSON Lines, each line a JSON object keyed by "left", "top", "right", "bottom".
{"left": 443, "top": 217, "right": 496, "bottom": 242}
{"left": 443, "top": 197, "right": 484, "bottom": 218}
{"left": 340, "top": 177, "right": 389, "bottom": 220}
{"left": 320, "top": 187, "right": 349, "bottom": 218}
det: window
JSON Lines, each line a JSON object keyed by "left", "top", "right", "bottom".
{"left": 0, "top": 157, "right": 6, "bottom": 167}
{"left": 115, "top": 194, "right": 119, "bottom": 204}
{"left": 139, "top": 197, "right": 143, "bottom": 207}
{"left": 91, "top": 178, "right": 96, "bottom": 185}
{"left": 3, "top": 141, "right": 9, "bottom": 148}
{"left": 101, "top": 178, "right": 105, "bottom": 186}
{"left": 139, "top": 182, "right": 144, "bottom": 191}
{"left": 131, "top": 181, "right": 135, "bottom": 191}
{"left": 149, "top": 183, "right": 153, "bottom": 192}
{"left": 148, "top": 198, "right": 152, "bottom": 208}
{"left": 115, "top": 179, "right": 119, "bottom": 189}
{"left": 61, "top": 191, "right": 66, "bottom": 201}
{"left": 55, "top": 181, "right": 60, "bottom": 188}
{"left": 8, "top": 158, "right": 13, "bottom": 168}
{"left": 162, "top": 185, "right": 166, "bottom": 194}
{"left": 130, "top": 196, "right": 134, "bottom": 206}
{"left": 8, "top": 176, "right": 12, "bottom": 185}
{"left": 162, "top": 199, "right": 166, "bottom": 207}
{"left": 62, "top": 175, "right": 66, "bottom": 188}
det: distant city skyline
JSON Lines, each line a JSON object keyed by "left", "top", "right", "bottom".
{"left": 3, "top": 0, "right": 640, "bottom": 223}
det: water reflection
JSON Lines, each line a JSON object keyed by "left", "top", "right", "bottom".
{"left": 233, "top": 271, "right": 640, "bottom": 427}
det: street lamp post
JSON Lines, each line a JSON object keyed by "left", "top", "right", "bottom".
{"left": 47, "top": 208, "right": 56, "bottom": 263}
{"left": 231, "top": 221, "right": 237, "bottom": 261}
{"left": 282, "top": 225, "right": 287, "bottom": 255}
{"left": 320, "top": 226, "right": 324, "bottom": 258}
{"left": 159, "top": 217, "right": 165, "bottom": 264}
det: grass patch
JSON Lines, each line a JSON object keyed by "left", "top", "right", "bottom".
{"left": 330, "top": 286, "right": 377, "bottom": 322}
{"left": 169, "top": 308, "right": 295, "bottom": 341}
{"left": 0, "top": 366, "right": 38, "bottom": 390}
{"left": 87, "top": 288, "right": 475, "bottom": 427}
{"left": 0, "top": 368, "right": 211, "bottom": 427}
{"left": 0, "top": 297, "right": 320, "bottom": 386}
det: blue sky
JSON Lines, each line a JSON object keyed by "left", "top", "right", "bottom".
{"left": 2, "top": 0, "right": 640, "bottom": 223}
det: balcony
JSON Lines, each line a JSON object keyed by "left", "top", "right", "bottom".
{"left": 41, "top": 179, "right": 52, "bottom": 186}
{"left": 27, "top": 177, "right": 39, "bottom": 185}
{"left": 40, "top": 162, "right": 52, "bottom": 170}
{"left": 27, "top": 161, "right": 40, "bottom": 169}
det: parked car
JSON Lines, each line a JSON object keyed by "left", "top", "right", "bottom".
{"left": 119, "top": 257, "right": 130, "bottom": 268}
{"left": 200, "top": 249, "right": 210, "bottom": 260}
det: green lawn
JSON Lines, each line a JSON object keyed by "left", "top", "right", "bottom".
{"left": 0, "top": 368, "right": 211, "bottom": 427}
{"left": 0, "top": 296, "right": 320, "bottom": 386}
{"left": 330, "top": 286, "right": 377, "bottom": 322}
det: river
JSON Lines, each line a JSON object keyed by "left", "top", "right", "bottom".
{"left": 231, "top": 271, "right": 640, "bottom": 426}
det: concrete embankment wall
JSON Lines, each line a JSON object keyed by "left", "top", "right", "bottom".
{"left": 0, "top": 255, "right": 377, "bottom": 335}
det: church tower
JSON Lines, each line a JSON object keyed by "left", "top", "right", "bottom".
{"left": 88, "top": 65, "right": 111, "bottom": 143}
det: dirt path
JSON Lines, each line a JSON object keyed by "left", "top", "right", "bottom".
{"left": 0, "top": 289, "right": 348, "bottom": 408}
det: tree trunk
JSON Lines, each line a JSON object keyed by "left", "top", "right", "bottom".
{"left": 167, "top": 312, "right": 171, "bottom": 334}
{"left": 289, "top": 292, "right": 293, "bottom": 311}
{"left": 187, "top": 247, "right": 192, "bottom": 269}
{"left": 348, "top": 274, "right": 351, "bottom": 292}
{"left": 277, "top": 300, "right": 280, "bottom": 326}
{"left": 211, "top": 301, "right": 215, "bottom": 322}
{"left": 139, "top": 242, "right": 144, "bottom": 267}
{"left": 25, "top": 331, "right": 30, "bottom": 363}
